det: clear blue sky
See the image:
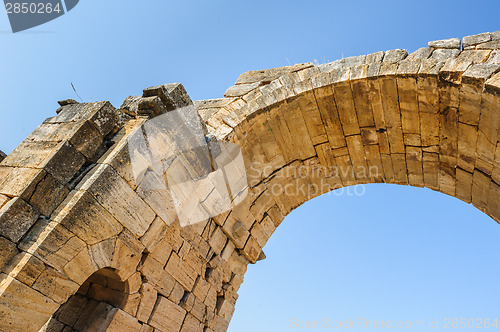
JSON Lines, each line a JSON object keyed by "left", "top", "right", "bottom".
{"left": 1, "top": 1, "right": 500, "bottom": 331}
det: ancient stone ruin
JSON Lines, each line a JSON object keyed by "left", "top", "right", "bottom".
{"left": 0, "top": 31, "right": 500, "bottom": 331}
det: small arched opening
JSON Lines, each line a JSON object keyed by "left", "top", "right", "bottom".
{"left": 40, "top": 268, "right": 130, "bottom": 331}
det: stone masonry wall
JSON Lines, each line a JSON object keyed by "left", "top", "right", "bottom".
{"left": 0, "top": 31, "right": 499, "bottom": 332}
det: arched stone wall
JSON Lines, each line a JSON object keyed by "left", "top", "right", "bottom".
{"left": 0, "top": 32, "right": 499, "bottom": 332}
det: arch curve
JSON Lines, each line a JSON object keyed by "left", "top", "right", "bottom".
{"left": 0, "top": 32, "right": 498, "bottom": 332}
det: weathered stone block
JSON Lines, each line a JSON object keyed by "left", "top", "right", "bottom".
{"left": 462, "top": 63, "right": 500, "bottom": 88}
{"left": 0, "top": 166, "right": 44, "bottom": 198}
{"left": 149, "top": 296, "right": 187, "bottom": 332}
{"left": 111, "top": 230, "right": 144, "bottom": 280}
{"left": 78, "top": 164, "right": 155, "bottom": 237}
{"left": 68, "top": 120, "right": 104, "bottom": 159}
{"left": 0, "top": 197, "right": 40, "bottom": 242}
{"left": 2, "top": 251, "right": 43, "bottom": 286}
{"left": 54, "top": 190, "right": 122, "bottom": 245}
{"left": 165, "top": 251, "right": 197, "bottom": 291}
{"left": 224, "top": 83, "right": 260, "bottom": 98}
{"left": 0, "top": 237, "right": 18, "bottom": 271}
{"left": 0, "top": 275, "right": 59, "bottom": 331}
{"left": 33, "top": 265, "right": 79, "bottom": 304}
{"left": 63, "top": 247, "right": 97, "bottom": 284}
{"left": 428, "top": 38, "right": 460, "bottom": 49}
{"left": 106, "top": 309, "right": 142, "bottom": 332}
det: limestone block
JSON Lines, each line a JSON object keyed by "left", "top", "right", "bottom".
{"left": 406, "top": 146, "right": 424, "bottom": 187}
{"left": 53, "top": 293, "right": 88, "bottom": 326}
{"left": 380, "top": 153, "right": 394, "bottom": 183}
{"left": 106, "top": 309, "right": 142, "bottom": 332}
{"left": 430, "top": 49, "right": 460, "bottom": 61}
{"left": 136, "top": 283, "right": 157, "bottom": 323}
{"left": 44, "top": 103, "right": 85, "bottom": 123}
{"left": 397, "top": 59, "right": 422, "bottom": 76}
{"left": 78, "top": 164, "right": 155, "bottom": 237}
{"left": 428, "top": 38, "right": 461, "bottom": 49}
{"left": 190, "top": 297, "right": 208, "bottom": 322}
{"left": 407, "top": 47, "right": 433, "bottom": 60}
{"left": 165, "top": 251, "right": 197, "bottom": 291}
{"left": 391, "top": 153, "right": 408, "bottom": 185}
{"left": 224, "top": 83, "right": 260, "bottom": 98}
{"left": 63, "top": 247, "right": 97, "bottom": 284}
{"left": 89, "top": 238, "right": 116, "bottom": 269}
{"left": 0, "top": 275, "right": 59, "bottom": 331}
{"left": 0, "top": 166, "right": 44, "bottom": 198}
{"left": 280, "top": 97, "right": 316, "bottom": 159}
{"left": 43, "top": 141, "right": 87, "bottom": 184}
{"left": 455, "top": 168, "right": 473, "bottom": 203}
{"left": 54, "top": 190, "right": 122, "bottom": 245}
{"left": 97, "top": 118, "right": 146, "bottom": 190}
{"left": 462, "top": 63, "right": 500, "bottom": 88}
{"left": 485, "top": 71, "right": 500, "bottom": 96}
{"left": 383, "top": 49, "right": 408, "bottom": 63}
{"left": 478, "top": 93, "right": 500, "bottom": 153}
{"left": 209, "top": 226, "right": 228, "bottom": 255}
{"left": 242, "top": 235, "right": 262, "bottom": 264}
{"left": 403, "top": 134, "right": 421, "bottom": 146}
{"left": 221, "top": 215, "right": 249, "bottom": 250}
{"left": 486, "top": 50, "right": 500, "bottom": 64}
{"left": 396, "top": 75, "right": 420, "bottom": 134}
{"left": 1, "top": 141, "right": 60, "bottom": 169}
{"left": 418, "top": 59, "right": 445, "bottom": 75}
{"left": 33, "top": 265, "right": 79, "bottom": 304}
{"left": 0, "top": 194, "right": 8, "bottom": 210}
{"left": 296, "top": 66, "right": 321, "bottom": 81}
{"left": 79, "top": 301, "right": 116, "bottom": 331}
{"left": 236, "top": 63, "right": 313, "bottom": 85}
{"left": 346, "top": 135, "right": 368, "bottom": 180}
{"left": 149, "top": 296, "right": 187, "bottom": 332}
{"left": 476, "top": 40, "right": 500, "bottom": 50}
{"left": 29, "top": 171, "right": 70, "bottom": 217}
{"left": 19, "top": 218, "right": 85, "bottom": 271}
{"left": 0, "top": 197, "right": 39, "bottom": 242}
{"left": 139, "top": 324, "right": 154, "bottom": 332}
{"left": 463, "top": 32, "right": 492, "bottom": 48}
{"left": 169, "top": 280, "right": 184, "bottom": 304}
{"left": 68, "top": 120, "right": 104, "bottom": 159}
{"left": 0, "top": 237, "right": 18, "bottom": 272}
{"left": 457, "top": 123, "right": 478, "bottom": 173}
{"left": 250, "top": 221, "right": 270, "bottom": 249}
{"left": 211, "top": 316, "right": 230, "bottom": 332}
{"left": 332, "top": 80, "right": 360, "bottom": 136}
{"left": 140, "top": 216, "right": 169, "bottom": 253}
{"left": 487, "top": 182, "right": 500, "bottom": 222}
{"left": 193, "top": 278, "right": 210, "bottom": 304}
{"left": 2, "top": 251, "right": 43, "bottom": 287}
{"left": 111, "top": 230, "right": 144, "bottom": 281}
{"left": 475, "top": 131, "right": 496, "bottom": 175}
{"left": 135, "top": 171, "right": 177, "bottom": 227}
{"left": 472, "top": 170, "right": 491, "bottom": 211}
{"left": 366, "top": 51, "right": 385, "bottom": 64}
{"left": 71, "top": 298, "right": 99, "bottom": 330}
{"left": 180, "top": 313, "right": 203, "bottom": 332}
{"left": 83, "top": 102, "right": 118, "bottom": 136}
{"left": 297, "top": 90, "right": 329, "bottom": 144}
{"left": 139, "top": 255, "right": 173, "bottom": 295}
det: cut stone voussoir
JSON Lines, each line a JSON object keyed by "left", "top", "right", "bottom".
{"left": 0, "top": 31, "right": 499, "bottom": 332}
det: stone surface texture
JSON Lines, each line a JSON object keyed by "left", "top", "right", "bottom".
{"left": 0, "top": 31, "right": 500, "bottom": 331}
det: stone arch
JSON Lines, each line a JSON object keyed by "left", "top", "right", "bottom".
{"left": 41, "top": 268, "right": 132, "bottom": 331}
{"left": 0, "top": 32, "right": 498, "bottom": 332}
